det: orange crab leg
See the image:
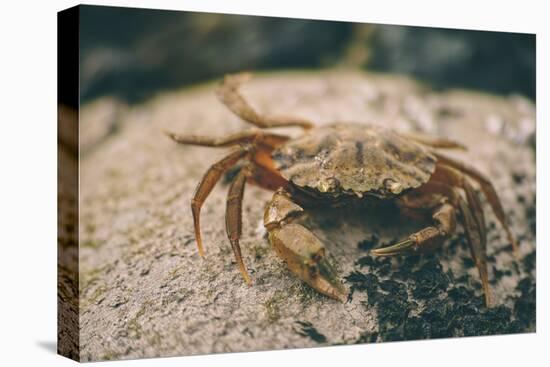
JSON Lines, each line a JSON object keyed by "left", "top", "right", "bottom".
{"left": 372, "top": 202, "right": 457, "bottom": 256}
{"left": 434, "top": 152, "right": 518, "bottom": 254}
{"left": 225, "top": 166, "right": 252, "bottom": 284}
{"left": 432, "top": 164, "right": 488, "bottom": 249}
{"left": 400, "top": 132, "right": 467, "bottom": 150}
{"left": 165, "top": 129, "right": 289, "bottom": 149}
{"left": 216, "top": 72, "right": 314, "bottom": 130}
{"left": 189, "top": 149, "right": 247, "bottom": 256}
{"left": 165, "top": 129, "right": 258, "bottom": 147}
{"left": 165, "top": 129, "right": 290, "bottom": 257}
{"left": 373, "top": 178, "right": 494, "bottom": 307}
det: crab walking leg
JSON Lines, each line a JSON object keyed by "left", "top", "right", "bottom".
{"left": 434, "top": 183, "right": 493, "bottom": 307}
{"left": 225, "top": 166, "right": 252, "bottom": 285}
{"left": 399, "top": 132, "right": 467, "bottom": 150}
{"left": 373, "top": 180, "right": 494, "bottom": 306}
{"left": 433, "top": 164, "right": 487, "bottom": 249}
{"left": 216, "top": 73, "right": 313, "bottom": 130}
{"left": 264, "top": 189, "right": 348, "bottom": 302}
{"left": 434, "top": 152, "right": 518, "bottom": 254}
{"left": 456, "top": 193, "right": 495, "bottom": 307}
{"left": 371, "top": 202, "right": 457, "bottom": 256}
{"left": 165, "top": 128, "right": 289, "bottom": 257}
{"left": 248, "top": 160, "right": 291, "bottom": 192}
{"left": 188, "top": 149, "right": 247, "bottom": 256}
{"left": 165, "top": 129, "right": 289, "bottom": 149}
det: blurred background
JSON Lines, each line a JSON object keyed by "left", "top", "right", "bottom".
{"left": 78, "top": 5, "right": 535, "bottom": 105}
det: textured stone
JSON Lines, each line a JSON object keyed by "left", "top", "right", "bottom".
{"left": 78, "top": 70, "right": 535, "bottom": 361}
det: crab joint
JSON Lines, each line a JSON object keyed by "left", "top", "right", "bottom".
{"left": 263, "top": 189, "right": 304, "bottom": 230}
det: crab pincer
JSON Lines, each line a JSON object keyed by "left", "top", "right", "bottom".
{"left": 264, "top": 189, "right": 348, "bottom": 302}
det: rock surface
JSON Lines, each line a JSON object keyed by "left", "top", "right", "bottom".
{"left": 78, "top": 70, "right": 536, "bottom": 361}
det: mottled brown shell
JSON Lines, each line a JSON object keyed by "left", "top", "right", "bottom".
{"left": 272, "top": 123, "right": 437, "bottom": 198}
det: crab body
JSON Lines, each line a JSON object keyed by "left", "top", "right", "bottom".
{"left": 273, "top": 123, "right": 436, "bottom": 199}
{"left": 167, "top": 73, "right": 518, "bottom": 307}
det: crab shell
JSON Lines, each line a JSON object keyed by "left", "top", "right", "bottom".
{"left": 271, "top": 123, "right": 437, "bottom": 198}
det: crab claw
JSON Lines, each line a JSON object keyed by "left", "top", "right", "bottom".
{"left": 268, "top": 223, "right": 348, "bottom": 302}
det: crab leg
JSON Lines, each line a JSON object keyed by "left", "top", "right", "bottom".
{"left": 371, "top": 202, "right": 456, "bottom": 256}
{"left": 400, "top": 132, "right": 467, "bottom": 150}
{"left": 432, "top": 164, "right": 487, "bottom": 249}
{"left": 217, "top": 73, "right": 313, "bottom": 130}
{"left": 432, "top": 166, "right": 492, "bottom": 304}
{"left": 456, "top": 193, "right": 494, "bottom": 306}
{"left": 165, "top": 128, "right": 290, "bottom": 257}
{"left": 264, "top": 189, "right": 348, "bottom": 302}
{"left": 189, "top": 149, "right": 247, "bottom": 256}
{"left": 226, "top": 166, "right": 252, "bottom": 285}
{"left": 372, "top": 179, "right": 494, "bottom": 306}
{"left": 165, "top": 129, "right": 289, "bottom": 149}
{"left": 434, "top": 152, "right": 518, "bottom": 254}
{"left": 437, "top": 182, "right": 493, "bottom": 307}
{"left": 428, "top": 175, "right": 493, "bottom": 306}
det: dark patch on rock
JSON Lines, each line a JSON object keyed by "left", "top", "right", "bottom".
{"left": 356, "top": 331, "right": 379, "bottom": 343}
{"left": 526, "top": 197, "right": 536, "bottom": 236}
{"left": 512, "top": 172, "right": 526, "bottom": 184}
{"left": 494, "top": 244, "right": 514, "bottom": 255}
{"left": 294, "top": 321, "right": 327, "bottom": 343}
{"left": 357, "top": 255, "right": 393, "bottom": 276}
{"left": 345, "top": 271, "right": 381, "bottom": 304}
{"left": 491, "top": 265, "right": 512, "bottom": 284}
{"left": 514, "top": 277, "right": 536, "bottom": 329}
{"left": 461, "top": 256, "right": 475, "bottom": 269}
{"left": 357, "top": 233, "right": 380, "bottom": 251}
{"left": 410, "top": 259, "right": 450, "bottom": 299}
{"left": 347, "top": 241, "right": 535, "bottom": 344}
{"left": 523, "top": 251, "right": 536, "bottom": 274}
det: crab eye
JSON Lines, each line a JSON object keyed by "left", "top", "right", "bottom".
{"left": 383, "top": 178, "right": 403, "bottom": 194}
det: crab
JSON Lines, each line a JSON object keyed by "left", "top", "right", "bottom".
{"left": 166, "top": 73, "right": 517, "bottom": 307}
